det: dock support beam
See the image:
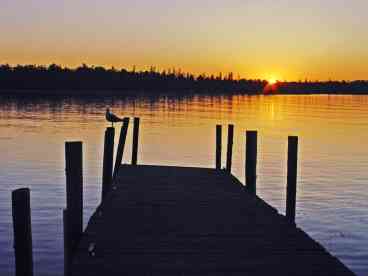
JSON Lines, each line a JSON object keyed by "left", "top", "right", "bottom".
{"left": 12, "top": 188, "right": 33, "bottom": 276}
{"left": 65, "top": 142, "right": 83, "bottom": 246}
{"left": 131, "top": 117, "right": 140, "bottom": 165}
{"left": 246, "top": 131, "right": 257, "bottom": 195}
{"left": 102, "top": 128, "right": 115, "bottom": 198}
{"left": 226, "top": 124, "right": 234, "bottom": 173}
{"left": 113, "top": 118, "right": 129, "bottom": 179}
{"left": 286, "top": 136, "right": 298, "bottom": 224}
{"left": 63, "top": 209, "right": 71, "bottom": 276}
{"left": 64, "top": 141, "right": 83, "bottom": 275}
{"left": 216, "top": 125, "right": 222, "bottom": 170}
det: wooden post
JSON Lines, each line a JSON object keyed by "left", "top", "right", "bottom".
{"left": 12, "top": 188, "right": 33, "bottom": 276}
{"left": 102, "top": 127, "right": 115, "bottom": 199}
{"left": 113, "top": 118, "right": 129, "bottom": 179}
{"left": 65, "top": 141, "right": 83, "bottom": 251}
{"left": 216, "top": 125, "right": 222, "bottom": 170}
{"left": 226, "top": 124, "right": 234, "bottom": 173}
{"left": 131, "top": 117, "right": 140, "bottom": 165}
{"left": 63, "top": 209, "right": 70, "bottom": 276}
{"left": 286, "top": 136, "right": 298, "bottom": 224}
{"left": 246, "top": 131, "right": 257, "bottom": 195}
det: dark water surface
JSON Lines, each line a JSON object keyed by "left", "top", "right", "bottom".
{"left": 0, "top": 94, "right": 367, "bottom": 275}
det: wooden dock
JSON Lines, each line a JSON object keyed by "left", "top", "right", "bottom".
{"left": 69, "top": 165, "right": 353, "bottom": 275}
{"left": 10, "top": 120, "right": 356, "bottom": 275}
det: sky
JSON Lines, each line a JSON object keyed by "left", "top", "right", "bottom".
{"left": 1, "top": 0, "right": 368, "bottom": 81}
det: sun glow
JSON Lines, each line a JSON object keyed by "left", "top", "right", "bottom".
{"left": 268, "top": 77, "right": 277, "bottom": 85}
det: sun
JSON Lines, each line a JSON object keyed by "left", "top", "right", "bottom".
{"left": 268, "top": 77, "right": 277, "bottom": 85}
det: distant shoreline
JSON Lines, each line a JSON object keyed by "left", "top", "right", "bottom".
{"left": 1, "top": 64, "right": 368, "bottom": 96}
{"left": 1, "top": 89, "right": 368, "bottom": 97}
{"left": 0, "top": 89, "right": 259, "bottom": 97}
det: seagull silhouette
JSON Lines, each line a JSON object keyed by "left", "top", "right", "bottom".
{"left": 105, "top": 108, "right": 123, "bottom": 127}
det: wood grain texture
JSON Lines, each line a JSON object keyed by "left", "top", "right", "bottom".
{"left": 70, "top": 165, "right": 354, "bottom": 276}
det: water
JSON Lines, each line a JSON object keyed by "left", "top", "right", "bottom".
{"left": 0, "top": 94, "right": 367, "bottom": 275}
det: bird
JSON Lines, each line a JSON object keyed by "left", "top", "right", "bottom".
{"left": 105, "top": 108, "right": 124, "bottom": 127}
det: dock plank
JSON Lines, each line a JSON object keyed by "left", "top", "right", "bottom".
{"left": 70, "top": 165, "right": 354, "bottom": 275}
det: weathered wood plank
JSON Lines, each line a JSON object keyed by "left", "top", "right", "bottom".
{"left": 70, "top": 165, "right": 354, "bottom": 276}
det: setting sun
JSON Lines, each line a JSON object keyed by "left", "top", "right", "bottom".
{"left": 268, "top": 77, "right": 278, "bottom": 85}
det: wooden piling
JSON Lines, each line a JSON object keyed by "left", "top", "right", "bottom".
{"left": 286, "top": 136, "right": 298, "bottom": 224}
{"left": 216, "top": 125, "right": 222, "bottom": 170}
{"left": 113, "top": 118, "right": 129, "bottom": 179}
{"left": 131, "top": 117, "right": 140, "bottom": 165}
{"left": 226, "top": 124, "right": 234, "bottom": 173}
{"left": 246, "top": 131, "right": 257, "bottom": 195}
{"left": 102, "top": 127, "right": 115, "bottom": 199}
{"left": 11, "top": 188, "right": 33, "bottom": 276}
{"left": 63, "top": 209, "right": 71, "bottom": 276}
{"left": 65, "top": 141, "right": 83, "bottom": 251}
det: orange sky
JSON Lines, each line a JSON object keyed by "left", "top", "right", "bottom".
{"left": 1, "top": 0, "right": 368, "bottom": 81}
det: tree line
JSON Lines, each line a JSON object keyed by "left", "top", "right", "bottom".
{"left": 267, "top": 80, "right": 368, "bottom": 94}
{"left": 0, "top": 64, "right": 266, "bottom": 95}
{"left": 1, "top": 64, "right": 367, "bottom": 95}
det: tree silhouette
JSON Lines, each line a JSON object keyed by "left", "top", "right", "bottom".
{"left": 0, "top": 64, "right": 267, "bottom": 95}
{"left": 1, "top": 64, "right": 367, "bottom": 96}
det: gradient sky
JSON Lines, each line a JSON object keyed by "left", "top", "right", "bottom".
{"left": 1, "top": 0, "right": 368, "bottom": 81}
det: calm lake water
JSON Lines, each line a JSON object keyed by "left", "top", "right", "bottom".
{"left": 0, "top": 94, "right": 367, "bottom": 275}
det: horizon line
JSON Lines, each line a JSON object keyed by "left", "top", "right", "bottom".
{"left": 1, "top": 62, "right": 368, "bottom": 83}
